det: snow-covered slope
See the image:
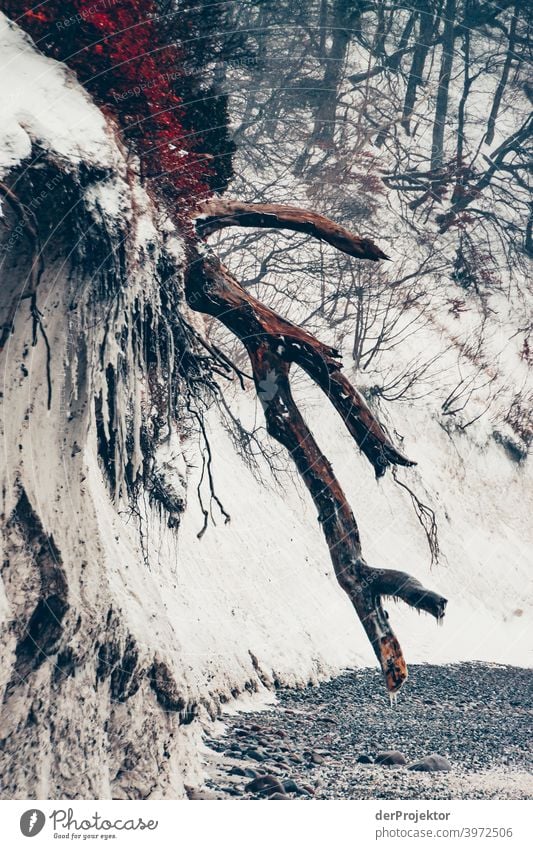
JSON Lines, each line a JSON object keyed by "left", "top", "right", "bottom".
{"left": 0, "top": 13, "right": 530, "bottom": 801}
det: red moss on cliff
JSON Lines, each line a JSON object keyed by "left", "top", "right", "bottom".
{"left": 3, "top": 0, "right": 212, "bottom": 215}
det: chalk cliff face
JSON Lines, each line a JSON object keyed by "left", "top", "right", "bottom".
{"left": 0, "top": 15, "right": 362, "bottom": 800}
{"left": 0, "top": 13, "right": 199, "bottom": 799}
{"left": 0, "top": 13, "right": 531, "bottom": 801}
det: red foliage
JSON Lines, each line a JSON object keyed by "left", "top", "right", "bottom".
{"left": 3, "top": 1, "right": 212, "bottom": 216}
{"left": 350, "top": 153, "right": 385, "bottom": 196}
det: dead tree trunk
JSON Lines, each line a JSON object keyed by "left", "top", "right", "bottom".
{"left": 185, "top": 203, "right": 447, "bottom": 692}
{"left": 485, "top": 7, "right": 517, "bottom": 147}
{"left": 311, "top": 0, "right": 358, "bottom": 145}
{"left": 402, "top": 2, "right": 440, "bottom": 134}
{"left": 430, "top": 0, "right": 457, "bottom": 171}
{"left": 196, "top": 198, "right": 390, "bottom": 261}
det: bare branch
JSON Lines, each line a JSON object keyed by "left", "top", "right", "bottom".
{"left": 187, "top": 250, "right": 413, "bottom": 476}
{"left": 195, "top": 199, "right": 390, "bottom": 261}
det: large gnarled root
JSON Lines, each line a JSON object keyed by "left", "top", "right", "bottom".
{"left": 185, "top": 245, "right": 447, "bottom": 692}
{"left": 187, "top": 252, "right": 412, "bottom": 476}
{"left": 195, "top": 199, "right": 389, "bottom": 261}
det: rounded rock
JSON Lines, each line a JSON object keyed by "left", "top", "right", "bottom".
{"left": 408, "top": 754, "right": 451, "bottom": 772}
{"left": 245, "top": 774, "right": 286, "bottom": 796}
{"left": 375, "top": 750, "right": 407, "bottom": 766}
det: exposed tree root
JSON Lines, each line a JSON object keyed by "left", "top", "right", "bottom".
{"left": 185, "top": 239, "right": 447, "bottom": 692}
{"left": 195, "top": 199, "right": 390, "bottom": 261}
{"left": 187, "top": 252, "right": 412, "bottom": 477}
{"left": 392, "top": 467, "right": 440, "bottom": 567}
{"left": 193, "top": 406, "right": 231, "bottom": 539}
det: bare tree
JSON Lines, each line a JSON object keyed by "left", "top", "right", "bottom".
{"left": 431, "top": 0, "right": 457, "bottom": 171}
{"left": 187, "top": 200, "right": 447, "bottom": 693}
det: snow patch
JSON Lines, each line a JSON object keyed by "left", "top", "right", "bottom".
{"left": 0, "top": 14, "right": 118, "bottom": 174}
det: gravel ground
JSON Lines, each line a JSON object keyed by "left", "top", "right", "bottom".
{"left": 199, "top": 663, "right": 533, "bottom": 800}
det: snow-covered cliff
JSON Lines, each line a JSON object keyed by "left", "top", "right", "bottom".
{"left": 0, "top": 13, "right": 531, "bottom": 800}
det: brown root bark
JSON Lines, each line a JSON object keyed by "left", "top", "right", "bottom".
{"left": 185, "top": 246, "right": 447, "bottom": 692}
{"left": 187, "top": 251, "right": 412, "bottom": 476}
{"left": 195, "top": 199, "right": 390, "bottom": 261}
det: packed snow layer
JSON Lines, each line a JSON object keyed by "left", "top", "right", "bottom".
{"left": 0, "top": 14, "right": 117, "bottom": 173}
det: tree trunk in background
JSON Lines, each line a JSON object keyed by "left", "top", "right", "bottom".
{"left": 485, "top": 6, "right": 517, "bottom": 146}
{"left": 455, "top": 19, "right": 471, "bottom": 170}
{"left": 318, "top": 0, "right": 328, "bottom": 57}
{"left": 430, "top": 0, "right": 457, "bottom": 171}
{"left": 312, "top": 0, "right": 361, "bottom": 143}
{"left": 402, "top": 1, "right": 441, "bottom": 134}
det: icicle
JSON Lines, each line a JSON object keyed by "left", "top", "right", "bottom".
{"left": 388, "top": 691, "right": 398, "bottom": 709}
{"left": 131, "top": 372, "right": 143, "bottom": 482}
{"left": 100, "top": 364, "right": 110, "bottom": 443}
